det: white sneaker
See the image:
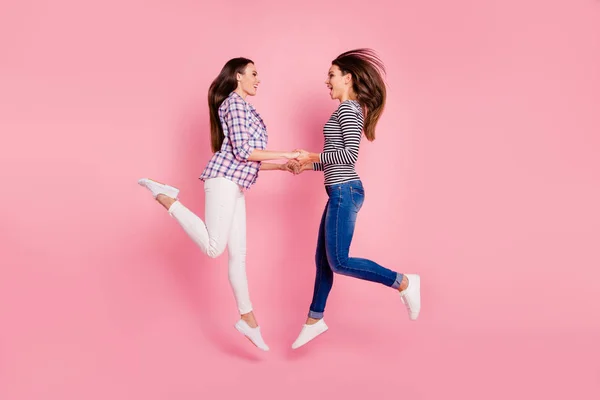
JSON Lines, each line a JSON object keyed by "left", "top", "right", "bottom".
{"left": 400, "top": 274, "right": 421, "bottom": 320}
{"left": 291, "top": 319, "right": 328, "bottom": 349}
{"left": 137, "top": 178, "right": 179, "bottom": 199}
{"left": 234, "top": 320, "right": 270, "bottom": 351}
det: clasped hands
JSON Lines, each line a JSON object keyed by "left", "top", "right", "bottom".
{"left": 283, "top": 149, "right": 312, "bottom": 175}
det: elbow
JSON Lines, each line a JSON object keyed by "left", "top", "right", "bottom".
{"left": 234, "top": 153, "right": 249, "bottom": 162}
{"left": 233, "top": 144, "right": 253, "bottom": 162}
{"left": 348, "top": 151, "right": 359, "bottom": 164}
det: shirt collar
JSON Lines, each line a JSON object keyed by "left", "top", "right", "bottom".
{"left": 230, "top": 91, "right": 254, "bottom": 109}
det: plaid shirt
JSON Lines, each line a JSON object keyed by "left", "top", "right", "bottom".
{"left": 200, "top": 92, "right": 268, "bottom": 190}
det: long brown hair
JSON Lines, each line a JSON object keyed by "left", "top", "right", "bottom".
{"left": 208, "top": 58, "right": 253, "bottom": 152}
{"left": 332, "top": 49, "right": 386, "bottom": 141}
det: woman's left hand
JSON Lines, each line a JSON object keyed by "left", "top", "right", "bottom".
{"left": 283, "top": 160, "right": 302, "bottom": 174}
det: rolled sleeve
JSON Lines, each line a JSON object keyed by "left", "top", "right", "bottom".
{"left": 224, "top": 98, "right": 253, "bottom": 162}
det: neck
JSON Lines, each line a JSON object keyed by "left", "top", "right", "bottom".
{"left": 234, "top": 88, "right": 247, "bottom": 100}
{"left": 339, "top": 91, "right": 357, "bottom": 103}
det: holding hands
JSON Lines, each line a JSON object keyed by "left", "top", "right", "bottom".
{"left": 282, "top": 149, "right": 315, "bottom": 175}
{"left": 294, "top": 149, "right": 312, "bottom": 164}
{"left": 283, "top": 159, "right": 302, "bottom": 175}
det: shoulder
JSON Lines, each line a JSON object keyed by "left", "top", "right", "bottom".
{"left": 221, "top": 92, "right": 247, "bottom": 112}
{"left": 337, "top": 100, "right": 362, "bottom": 118}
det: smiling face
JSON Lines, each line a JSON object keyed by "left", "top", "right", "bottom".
{"left": 237, "top": 63, "right": 260, "bottom": 97}
{"left": 325, "top": 64, "right": 352, "bottom": 101}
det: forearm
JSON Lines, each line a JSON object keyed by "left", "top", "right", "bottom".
{"left": 308, "top": 153, "right": 320, "bottom": 163}
{"left": 260, "top": 162, "right": 285, "bottom": 171}
{"left": 247, "top": 149, "right": 292, "bottom": 162}
{"left": 304, "top": 163, "right": 317, "bottom": 172}
{"left": 299, "top": 152, "right": 320, "bottom": 163}
{"left": 296, "top": 151, "right": 322, "bottom": 169}
{"left": 319, "top": 148, "right": 358, "bottom": 165}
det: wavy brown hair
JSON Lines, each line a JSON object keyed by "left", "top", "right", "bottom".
{"left": 332, "top": 49, "right": 386, "bottom": 141}
{"left": 208, "top": 58, "right": 253, "bottom": 152}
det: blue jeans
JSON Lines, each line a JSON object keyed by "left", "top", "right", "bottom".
{"left": 308, "top": 180, "right": 403, "bottom": 319}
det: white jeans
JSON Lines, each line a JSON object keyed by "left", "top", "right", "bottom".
{"left": 167, "top": 177, "right": 252, "bottom": 314}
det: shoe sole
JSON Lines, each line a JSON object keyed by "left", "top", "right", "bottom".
{"left": 291, "top": 323, "right": 329, "bottom": 349}
{"left": 406, "top": 274, "right": 421, "bottom": 320}
{"left": 235, "top": 322, "right": 269, "bottom": 351}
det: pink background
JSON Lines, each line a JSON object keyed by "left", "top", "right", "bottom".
{"left": 1, "top": 0, "right": 599, "bottom": 399}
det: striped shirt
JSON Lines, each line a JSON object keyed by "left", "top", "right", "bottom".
{"left": 200, "top": 92, "right": 268, "bottom": 190}
{"left": 313, "top": 100, "right": 364, "bottom": 185}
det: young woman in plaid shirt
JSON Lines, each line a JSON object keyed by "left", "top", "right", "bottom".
{"left": 288, "top": 49, "right": 422, "bottom": 349}
{"left": 138, "top": 58, "right": 299, "bottom": 351}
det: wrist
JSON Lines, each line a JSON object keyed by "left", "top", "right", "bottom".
{"left": 310, "top": 153, "right": 320, "bottom": 163}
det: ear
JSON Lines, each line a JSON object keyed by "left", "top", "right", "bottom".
{"left": 343, "top": 73, "right": 353, "bottom": 85}
{"left": 236, "top": 72, "right": 242, "bottom": 82}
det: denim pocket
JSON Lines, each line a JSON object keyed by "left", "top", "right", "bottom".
{"left": 350, "top": 186, "right": 365, "bottom": 211}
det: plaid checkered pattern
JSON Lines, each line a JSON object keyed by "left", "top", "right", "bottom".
{"left": 200, "top": 92, "right": 268, "bottom": 190}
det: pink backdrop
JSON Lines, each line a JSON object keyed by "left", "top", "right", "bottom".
{"left": 1, "top": 0, "right": 599, "bottom": 399}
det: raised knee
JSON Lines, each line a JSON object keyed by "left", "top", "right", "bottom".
{"left": 328, "top": 258, "right": 348, "bottom": 274}
{"left": 206, "top": 244, "right": 226, "bottom": 259}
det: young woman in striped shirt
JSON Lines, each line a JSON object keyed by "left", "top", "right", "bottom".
{"left": 288, "top": 49, "right": 422, "bottom": 349}
{"left": 138, "top": 58, "right": 299, "bottom": 351}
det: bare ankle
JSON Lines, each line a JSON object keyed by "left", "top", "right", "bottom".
{"left": 398, "top": 275, "right": 409, "bottom": 292}
{"left": 241, "top": 312, "right": 258, "bottom": 328}
{"left": 306, "top": 317, "right": 320, "bottom": 325}
{"left": 156, "top": 194, "right": 176, "bottom": 210}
